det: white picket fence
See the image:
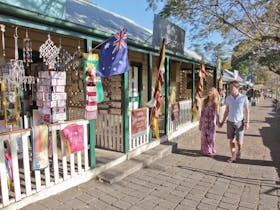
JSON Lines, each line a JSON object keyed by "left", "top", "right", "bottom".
{"left": 128, "top": 108, "right": 149, "bottom": 151}
{"left": 96, "top": 109, "right": 150, "bottom": 153}
{"left": 95, "top": 114, "right": 124, "bottom": 152}
{"left": 0, "top": 119, "right": 90, "bottom": 208}
{"left": 168, "top": 100, "right": 192, "bottom": 134}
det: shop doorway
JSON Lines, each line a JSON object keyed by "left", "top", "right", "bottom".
{"left": 129, "top": 62, "right": 142, "bottom": 110}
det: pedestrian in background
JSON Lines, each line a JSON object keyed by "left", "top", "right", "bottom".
{"left": 220, "top": 80, "right": 250, "bottom": 163}
{"left": 199, "top": 87, "right": 220, "bottom": 156}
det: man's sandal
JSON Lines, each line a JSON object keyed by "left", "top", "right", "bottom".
{"left": 227, "top": 158, "right": 236, "bottom": 163}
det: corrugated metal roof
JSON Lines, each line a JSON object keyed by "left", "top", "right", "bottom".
{"left": 66, "top": 0, "right": 153, "bottom": 44}
{"left": 0, "top": 0, "right": 208, "bottom": 63}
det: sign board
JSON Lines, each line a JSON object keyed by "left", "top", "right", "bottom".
{"left": 131, "top": 108, "right": 148, "bottom": 138}
{"left": 152, "top": 14, "right": 185, "bottom": 54}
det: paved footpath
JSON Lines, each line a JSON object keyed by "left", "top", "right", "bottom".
{"left": 24, "top": 99, "right": 280, "bottom": 210}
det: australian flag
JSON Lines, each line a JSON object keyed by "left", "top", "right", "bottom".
{"left": 97, "top": 29, "right": 130, "bottom": 77}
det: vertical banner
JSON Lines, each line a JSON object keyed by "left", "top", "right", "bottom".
{"left": 192, "top": 58, "right": 206, "bottom": 121}
{"left": 83, "top": 53, "right": 98, "bottom": 120}
{"left": 149, "top": 39, "right": 166, "bottom": 140}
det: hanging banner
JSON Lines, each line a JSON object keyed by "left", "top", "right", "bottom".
{"left": 83, "top": 53, "right": 98, "bottom": 120}
{"left": 131, "top": 108, "right": 148, "bottom": 138}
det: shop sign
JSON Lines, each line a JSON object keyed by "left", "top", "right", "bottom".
{"left": 131, "top": 108, "right": 148, "bottom": 138}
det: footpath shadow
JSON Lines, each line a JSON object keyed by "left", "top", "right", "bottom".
{"left": 176, "top": 148, "right": 275, "bottom": 167}
{"left": 259, "top": 109, "right": 280, "bottom": 179}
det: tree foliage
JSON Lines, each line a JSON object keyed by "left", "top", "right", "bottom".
{"left": 146, "top": 0, "right": 280, "bottom": 73}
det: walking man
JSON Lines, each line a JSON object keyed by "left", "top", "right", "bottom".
{"left": 220, "top": 80, "right": 250, "bottom": 163}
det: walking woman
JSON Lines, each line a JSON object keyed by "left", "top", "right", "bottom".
{"left": 199, "top": 87, "right": 220, "bottom": 156}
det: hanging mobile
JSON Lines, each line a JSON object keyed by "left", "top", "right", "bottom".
{"left": 0, "top": 24, "right": 6, "bottom": 67}
{"left": 23, "top": 29, "right": 33, "bottom": 67}
{"left": 39, "top": 34, "right": 60, "bottom": 70}
{"left": 57, "top": 38, "right": 73, "bottom": 71}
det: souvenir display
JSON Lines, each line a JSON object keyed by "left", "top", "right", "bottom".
{"left": 23, "top": 30, "right": 33, "bottom": 66}
{"left": 1, "top": 80, "right": 20, "bottom": 125}
{"left": 97, "top": 75, "right": 122, "bottom": 115}
{"left": 83, "top": 53, "right": 98, "bottom": 120}
{"left": 32, "top": 124, "right": 49, "bottom": 170}
{"left": 65, "top": 46, "right": 84, "bottom": 107}
{"left": 39, "top": 34, "right": 60, "bottom": 70}
{"left": 36, "top": 71, "right": 67, "bottom": 123}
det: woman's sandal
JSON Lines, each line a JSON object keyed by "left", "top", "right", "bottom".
{"left": 227, "top": 158, "right": 236, "bottom": 163}
{"left": 236, "top": 152, "right": 241, "bottom": 159}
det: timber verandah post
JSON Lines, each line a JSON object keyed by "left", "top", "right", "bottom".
{"left": 85, "top": 38, "right": 96, "bottom": 168}
{"left": 191, "top": 62, "right": 196, "bottom": 120}
{"left": 164, "top": 56, "right": 170, "bottom": 135}
{"left": 148, "top": 52, "right": 153, "bottom": 142}
{"left": 122, "top": 72, "right": 129, "bottom": 153}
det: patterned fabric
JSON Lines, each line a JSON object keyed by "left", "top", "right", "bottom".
{"left": 200, "top": 104, "right": 216, "bottom": 155}
{"left": 32, "top": 125, "right": 49, "bottom": 170}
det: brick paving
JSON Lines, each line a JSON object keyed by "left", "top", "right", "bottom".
{"left": 23, "top": 99, "right": 280, "bottom": 210}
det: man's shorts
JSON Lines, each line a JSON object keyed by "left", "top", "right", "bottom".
{"left": 227, "top": 120, "right": 244, "bottom": 143}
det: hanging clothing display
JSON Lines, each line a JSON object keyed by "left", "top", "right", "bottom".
{"left": 62, "top": 124, "right": 84, "bottom": 154}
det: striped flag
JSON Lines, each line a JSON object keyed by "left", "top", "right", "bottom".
{"left": 149, "top": 39, "right": 166, "bottom": 140}
{"left": 192, "top": 58, "right": 206, "bottom": 121}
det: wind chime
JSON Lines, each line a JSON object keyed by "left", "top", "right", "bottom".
{"left": 0, "top": 24, "right": 6, "bottom": 67}
{"left": 1, "top": 27, "right": 35, "bottom": 125}
{"left": 23, "top": 30, "right": 33, "bottom": 67}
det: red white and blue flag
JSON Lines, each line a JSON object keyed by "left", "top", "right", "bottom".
{"left": 97, "top": 29, "right": 130, "bottom": 77}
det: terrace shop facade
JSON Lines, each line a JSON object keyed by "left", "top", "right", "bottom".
{"left": 0, "top": 0, "right": 216, "bottom": 208}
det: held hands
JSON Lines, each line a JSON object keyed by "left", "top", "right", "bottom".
{"left": 244, "top": 122, "right": 249, "bottom": 130}
{"left": 217, "top": 121, "right": 223, "bottom": 128}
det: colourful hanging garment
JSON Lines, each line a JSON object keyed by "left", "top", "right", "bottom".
{"left": 62, "top": 124, "right": 84, "bottom": 154}
{"left": 4, "top": 152, "right": 13, "bottom": 190}
{"left": 32, "top": 125, "right": 49, "bottom": 170}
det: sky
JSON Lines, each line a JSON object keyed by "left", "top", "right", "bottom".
{"left": 91, "top": 0, "right": 225, "bottom": 61}
{"left": 92, "top": 0, "right": 158, "bottom": 32}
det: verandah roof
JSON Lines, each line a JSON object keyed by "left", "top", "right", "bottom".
{"left": 0, "top": 0, "right": 213, "bottom": 66}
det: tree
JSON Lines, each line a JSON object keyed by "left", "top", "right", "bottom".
{"left": 146, "top": 0, "right": 280, "bottom": 72}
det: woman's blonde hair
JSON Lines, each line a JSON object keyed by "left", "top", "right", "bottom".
{"left": 203, "top": 87, "right": 220, "bottom": 112}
